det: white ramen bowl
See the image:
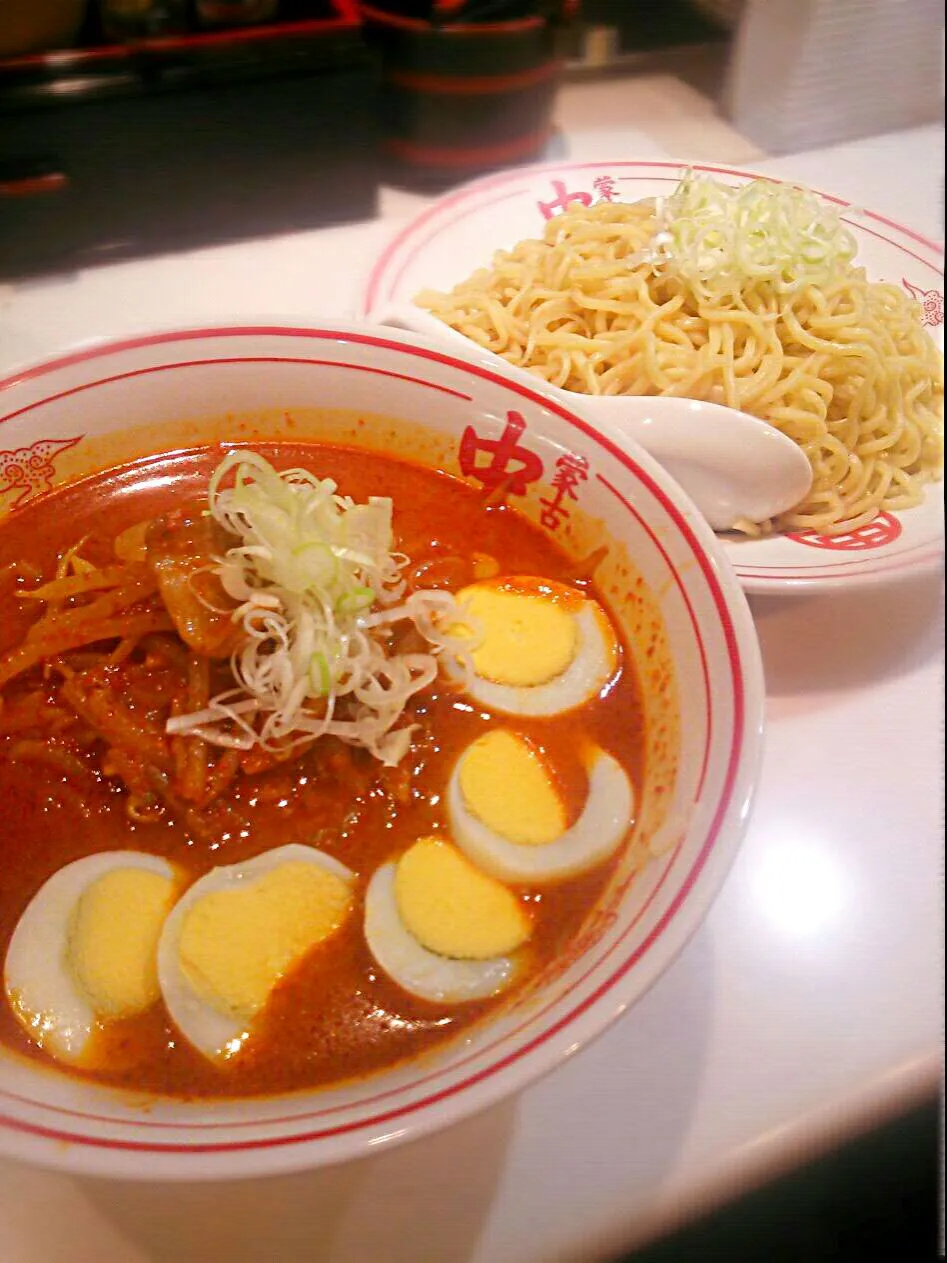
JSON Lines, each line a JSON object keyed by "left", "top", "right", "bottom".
{"left": 0, "top": 323, "right": 764, "bottom": 1180}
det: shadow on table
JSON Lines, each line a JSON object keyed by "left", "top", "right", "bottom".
{"left": 749, "top": 570, "right": 944, "bottom": 698}
{"left": 75, "top": 1093, "right": 517, "bottom": 1263}
{"left": 519, "top": 924, "right": 717, "bottom": 1263}
{"left": 2, "top": 929, "right": 716, "bottom": 1263}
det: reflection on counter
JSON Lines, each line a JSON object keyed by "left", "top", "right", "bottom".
{"left": 751, "top": 834, "right": 846, "bottom": 939}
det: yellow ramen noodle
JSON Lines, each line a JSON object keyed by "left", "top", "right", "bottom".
{"left": 417, "top": 200, "right": 944, "bottom": 536}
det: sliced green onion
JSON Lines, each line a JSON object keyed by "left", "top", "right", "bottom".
{"left": 309, "top": 652, "right": 332, "bottom": 696}
{"left": 165, "top": 451, "right": 464, "bottom": 765}
{"left": 336, "top": 586, "right": 375, "bottom": 615}
{"left": 647, "top": 170, "right": 860, "bottom": 302}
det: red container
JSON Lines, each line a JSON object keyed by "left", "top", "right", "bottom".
{"left": 361, "top": 3, "right": 572, "bottom": 188}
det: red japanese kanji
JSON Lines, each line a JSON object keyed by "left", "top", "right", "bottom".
{"left": 551, "top": 452, "right": 589, "bottom": 495}
{"left": 458, "top": 410, "right": 544, "bottom": 496}
{"left": 537, "top": 179, "right": 593, "bottom": 221}
{"left": 539, "top": 452, "right": 589, "bottom": 530}
{"left": 592, "top": 174, "right": 618, "bottom": 203}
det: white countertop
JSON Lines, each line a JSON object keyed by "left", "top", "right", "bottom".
{"left": 0, "top": 78, "right": 943, "bottom": 1263}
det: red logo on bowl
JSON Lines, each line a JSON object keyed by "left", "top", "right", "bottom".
{"left": 592, "top": 174, "right": 618, "bottom": 203}
{"left": 902, "top": 278, "right": 944, "bottom": 327}
{"left": 537, "top": 179, "right": 593, "bottom": 221}
{"left": 788, "top": 511, "right": 903, "bottom": 550}
{"left": 539, "top": 452, "right": 589, "bottom": 531}
{"left": 0, "top": 435, "right": 82, "bottom": 509}
{"left": 458, "top": 410, "right": 544, "bottom": 496}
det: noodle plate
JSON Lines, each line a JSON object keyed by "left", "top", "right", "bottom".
{"left": 417, "top": 197, "right": 944, "bottom": 536}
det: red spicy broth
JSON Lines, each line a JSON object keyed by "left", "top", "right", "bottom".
{"left": 0, "top": 442, "right": 646, "bottom": 1098}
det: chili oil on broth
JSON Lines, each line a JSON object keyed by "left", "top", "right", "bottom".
{"left": 0, "top": 442, "right": 647, "bottom": 1099}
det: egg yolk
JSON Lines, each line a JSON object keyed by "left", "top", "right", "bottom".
{"left": 177, "top": 862, "right": 352, "bottom": 1021}
{"left": 459, "top": 730, "right": 566, "bottom": 846}
{"left": 456, "top": 585, "right": 577, "bottom": 686}
{"left": 394, "top": 837, "right": 531, "bottom": 960}
{"left": 69, "top": 868, "right": 176, "bottom": 1019}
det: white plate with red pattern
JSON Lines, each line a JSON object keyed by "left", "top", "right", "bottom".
{"left": 359, "top": 160, "right": 945, "bottom": 595}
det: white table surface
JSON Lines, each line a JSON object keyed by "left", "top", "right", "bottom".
{"left": 0, "top": 79, "right": 943, "bottom": 1263}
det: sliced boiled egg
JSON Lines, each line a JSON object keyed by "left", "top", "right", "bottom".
{"left": 364, "top": 836, "right": 531, "bottom": 1004}
{"left": 157, "top": 844, "right": 355, "bottom": 1063}
{"left": 451, "top": 578, "right": 619, "bottom": 716}
{"left": 3, "top": 851, "right": 178, "bottom": 1066}
{"left": 448, "top": 729, "right": 634, "bottom": 884}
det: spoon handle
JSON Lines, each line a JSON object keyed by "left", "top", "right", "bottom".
{"left": 371, "top": 306, "right": 812, "bottom": 531}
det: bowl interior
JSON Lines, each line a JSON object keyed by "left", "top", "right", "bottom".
{"left": 0, "top": 325, "right": 762, "bottom": 1178}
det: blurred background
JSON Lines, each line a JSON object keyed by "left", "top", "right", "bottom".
{"left": 0, "top": 2, "right": 943, "bottom": 1259}
{"left": 2, "top": 0, "right": 942, "bottom": 277}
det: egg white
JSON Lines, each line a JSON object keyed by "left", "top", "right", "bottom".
{"left": 156, "top": 843, "right": 356, "bottom": 1064}
{"left": 3, "top": 851, "right": 177, "bottom": 1066}
{"left": 363, "top": 863, "right": 520, "bottom": 1004}
{"left": 448, "top": 747, "right": 634, "bottom": 884}
{"left": 464, "top": 601, "right": 618, "bottom": 717}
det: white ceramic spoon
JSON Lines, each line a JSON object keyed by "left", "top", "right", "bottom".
{"left": 374, "top": 303, "right": 813, "bottom": 532}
